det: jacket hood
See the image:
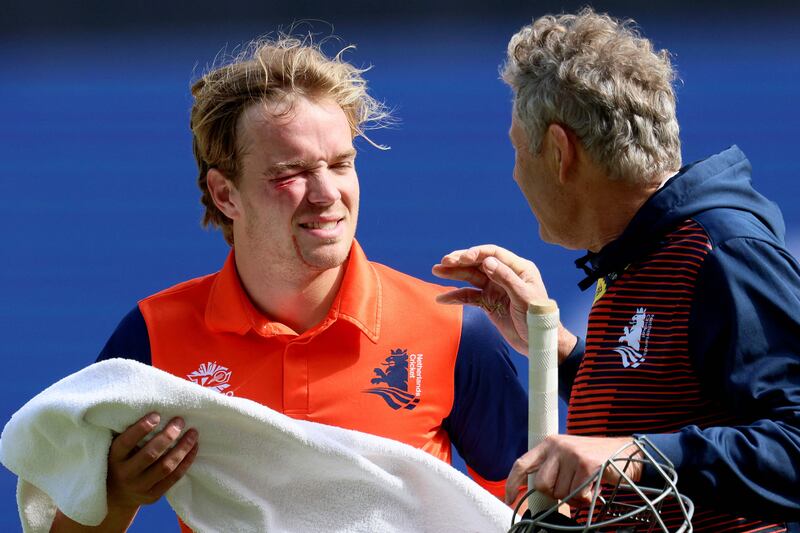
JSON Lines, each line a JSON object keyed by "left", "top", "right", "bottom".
{"left": 575, "top": 146, "right": 786, "bottom": 290}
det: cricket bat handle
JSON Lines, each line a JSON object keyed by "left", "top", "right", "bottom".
{"left": 527, "top": 299, "right": 560, "bottom": 515}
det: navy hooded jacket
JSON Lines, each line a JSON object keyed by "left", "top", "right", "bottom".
{"left": 562, "top": 146, "right": 800, "bottom": 527}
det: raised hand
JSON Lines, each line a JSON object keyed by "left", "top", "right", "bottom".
{"left": 433, "top": 244, "right": 574, "bottom": 357}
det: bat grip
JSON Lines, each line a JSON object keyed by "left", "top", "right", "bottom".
{"left": 527, "top": 299, "right": 560, "bottom": 515}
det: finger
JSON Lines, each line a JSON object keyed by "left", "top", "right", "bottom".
{"left": 440, "top": 247, "right": 506, "bottom": 267}
{"left": 148, "top": 440, "right": 199, "bottom": 499}
{"left": 443, "top": 245, "right": 532, "bottom": 276}
{"left": 568, "top": 468, "right": 594, "bottom": 505}
{"left": 109, "top": 412, "right": 161, "bottom": 463}
{"left": 505, "top": 447, "right": 546, "bottom": 504}
{"left": 141, "top": 428, "right": 198, "bottom": 489}
{"left": 436, "top": 288, "right": 511, "bottom": 321}
{"left": 567, "top": 457, "right": 602, "bottom": 505}
{"left": 435, "top": 288, "right": 486, "bottom": 306}
{"left": 473, "top": 245, "right": 535, "bottom": 277}
{"left": 126, "top": 417, "right": 185, "bottom": 473}
{"left": 481, "top": 257, "right": 541, "bottom": 308}
{"left": 554, "top": 461, "right": 579, "bottom": 502}
{"left": 532, "top": 455, "right": 559, "bottom": 500}
{"left": 438, "top": 248, "right": 473, "bottom": 266}
{"left": 431, "top": 264, "right": 490, "bottom": 288}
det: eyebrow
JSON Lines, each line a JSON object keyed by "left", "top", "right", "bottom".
{"left": 335, "top": 149, "right": 358, "bottom": 161}
{"left": 267, "top": 159, "right": 309, "bottom": 176}
{"left": 266, "top": 149, "right": 357, "bottom": 176}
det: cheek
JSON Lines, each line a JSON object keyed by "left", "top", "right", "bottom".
{"left": 240, "top": 188, "right": 296, "bottom": 228}
{"left": 513, "top": 151, "right": 532, "bottom": 185}
{"left": 265, "top": 182, "right": 307, "bottom": 210}
{"left": 343, "top": 173, "right": 360, "bottom": 206}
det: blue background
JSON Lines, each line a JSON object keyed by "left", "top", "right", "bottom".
{"left": 2, "top": 2, "right": 799, "bottom": 529}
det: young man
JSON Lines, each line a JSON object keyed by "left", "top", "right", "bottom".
{"left": 52, "top": 37, "right": 526, "bottom": 530}
{"left": 434, "top": 9, "right": 800, "bottom": 532}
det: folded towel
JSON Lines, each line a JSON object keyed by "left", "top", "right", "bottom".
{"left": 0, "top": 359, "right": 513, "bottom": 532}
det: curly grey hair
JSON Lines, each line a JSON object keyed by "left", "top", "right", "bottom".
{"left": 502, "top": 8, "right": 681, "bottom": 183}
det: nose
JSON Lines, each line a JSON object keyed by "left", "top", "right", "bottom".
{"left": 306, "top": 170, "right": 341, "bottom": 206}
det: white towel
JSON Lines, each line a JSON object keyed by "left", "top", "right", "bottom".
{"left": 0, "top": 359, "right": 513, "bottom": 532}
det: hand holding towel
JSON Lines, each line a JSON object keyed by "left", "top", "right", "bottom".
{"left": 1, "top": 359, "right": 513, "bottom": 532}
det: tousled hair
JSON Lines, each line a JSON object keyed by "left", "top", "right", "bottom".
{"left": 502, "top": 8, "right": 681, "bottom": 183}
{"left": 190, "top": 34, "right": 391, "bottom": 244}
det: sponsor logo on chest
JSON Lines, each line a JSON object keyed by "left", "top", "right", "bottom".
{"left": 363, "top": 348, "right": 423, "bottom": 410}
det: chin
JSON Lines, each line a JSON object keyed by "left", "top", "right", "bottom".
{"left": 300, "top": 243, "right": 351, "bottom": 271}
{"left": 538, "top": 225, "right": 556, "bottom": 244}
{"left": 539, "top": 227, "right": 584, "bottom": 251}
{"left": 538, "top": 226, "right": 569, "bottom": 249}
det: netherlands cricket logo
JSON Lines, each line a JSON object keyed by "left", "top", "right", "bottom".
{"left": 614, "top": 308, "right": 654, "bottom": 368}
{"left": 187, "top": 361, "right": 234, "bottom": 396}
{"left": 363, "top": 348, "right": 422, "bottom": 410}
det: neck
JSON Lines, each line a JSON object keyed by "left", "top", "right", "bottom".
{"left": 581, "top": 170, "right": 674, "bottom": 253}
{"left": 233, "top": 248, "right": 346, "bottom": 334}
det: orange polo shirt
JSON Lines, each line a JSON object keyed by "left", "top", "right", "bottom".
{"left": 99, "top": 241, "right": 528, "bottom": 503}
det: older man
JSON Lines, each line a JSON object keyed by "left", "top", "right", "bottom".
{"left": 434, "top": 9, "right": 800, "bottom": 532}
{"left": 51, "top": 36, "right": 527, "bottom": 531}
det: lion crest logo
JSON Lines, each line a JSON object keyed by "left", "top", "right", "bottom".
{"left": 613, "top": 308, "right": 653, "bottom": 368}
{"left": 363, "top": 348, "right": 420, "bottom": 410}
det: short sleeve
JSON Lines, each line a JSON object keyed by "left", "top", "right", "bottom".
{"left": 96, "top": 305, "right": 152, "bottom": 365}
{"left": 443, "top": 306, "right": 528, "bottom": 494}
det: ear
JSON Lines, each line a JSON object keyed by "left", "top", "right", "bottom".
{"left": 545, "top": 124, "right": 576, "bottom": 185}
{"left": 206, "top": 168, "right": 242, "bottom": 220}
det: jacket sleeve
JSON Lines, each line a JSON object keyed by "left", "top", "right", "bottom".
{"left": 96, "top": 305, "right": 152, "bottom": 365}
{"left": 443, "top": 306, "right": 528, "bottom": 499}
{"left": 558, "top": 336, "right": 585, "bottom": 402}
{"left": 641, "top": 237, "right": 800, "bottom": 521}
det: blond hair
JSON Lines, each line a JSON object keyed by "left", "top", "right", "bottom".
{"left": 502, "top": 8, "right": 681, "bottom": 183}
{"left": 190, "top": 35, "right": 391, "bottom": 244}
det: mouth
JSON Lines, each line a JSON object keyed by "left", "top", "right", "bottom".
{"left": 297, "top": 217, "right": 346, "bottom": 239}
{"left": 299, "top": 220, "right": 341, "bottom": 230}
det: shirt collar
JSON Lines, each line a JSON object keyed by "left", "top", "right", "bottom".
{"left": 205, "top": 240, "right": 381, "bottom": 343}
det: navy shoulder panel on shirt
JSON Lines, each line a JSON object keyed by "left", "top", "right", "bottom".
{"left": 443, "top": 305, "right": 528, "bottom": 481}
{"left": 96, "top": 306, "right": 152, "bottom": 365}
